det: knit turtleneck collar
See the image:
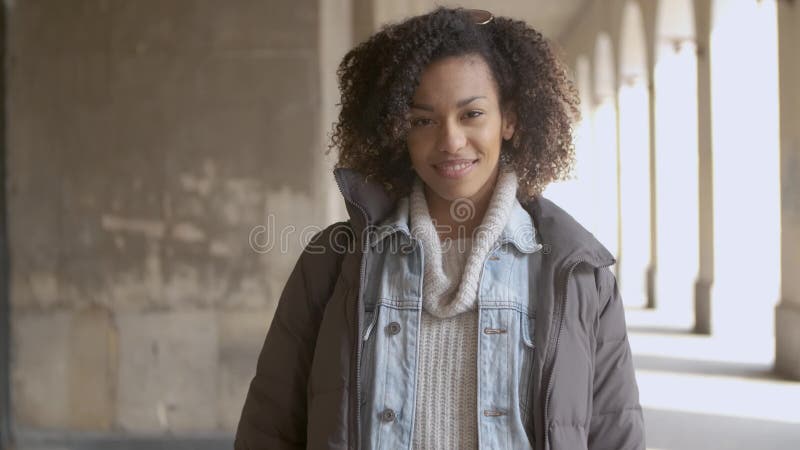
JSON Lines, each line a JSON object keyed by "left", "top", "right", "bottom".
{"left": 409, "top": 166, "right": 519, "bottom": 318}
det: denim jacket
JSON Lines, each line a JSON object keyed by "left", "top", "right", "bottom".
{"left": 359, "top": 194, "right": 543, "bottom": 449}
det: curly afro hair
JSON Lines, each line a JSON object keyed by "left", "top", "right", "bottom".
{"left": 329, "top": 6, "right": 580, "bottom": 202}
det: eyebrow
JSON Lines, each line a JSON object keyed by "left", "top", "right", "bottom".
{"left": 409, "top": 96, "right": 487, "bottom": 112}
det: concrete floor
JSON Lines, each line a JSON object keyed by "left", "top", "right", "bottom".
{"left": 628, "top": 309, "right": 800, "bottom": 450}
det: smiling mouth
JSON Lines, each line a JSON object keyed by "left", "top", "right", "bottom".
{"left": 433, "top": 159, "right": 479, "bottom": 179}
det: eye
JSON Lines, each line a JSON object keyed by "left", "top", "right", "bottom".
{"left": 410, "top": 117, "right": 434, "bottom": 127}
{"left": 464, "top": 110, "right": 484, "bottom": 119}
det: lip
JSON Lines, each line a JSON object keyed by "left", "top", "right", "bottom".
{"left": 432, "top": 158, "right": 479, "bottom": 179}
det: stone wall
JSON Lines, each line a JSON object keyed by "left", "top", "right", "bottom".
{"left": 7, "top": 0, "right": 327, "bottom": 436}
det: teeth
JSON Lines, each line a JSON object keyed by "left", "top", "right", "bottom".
{"left": 439, "top": 161, "right": 472, "bottom": 171}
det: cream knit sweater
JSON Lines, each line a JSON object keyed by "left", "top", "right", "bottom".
{"left": 409, "top": 167, "right": 519, "bottom": 449}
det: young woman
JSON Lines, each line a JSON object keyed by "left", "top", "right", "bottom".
{"left": 235, "top": 7, "right": 644, "bottom": 450}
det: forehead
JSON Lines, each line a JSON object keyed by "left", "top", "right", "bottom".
{"left": 413, "top": 55, "right": 498, "bottom": 101}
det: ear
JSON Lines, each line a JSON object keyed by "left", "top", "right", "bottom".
{"left": 501, "top": 106, "right": 517, "bottom": 141}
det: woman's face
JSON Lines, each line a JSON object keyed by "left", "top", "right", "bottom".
{"left": 406, "top": 54, "right": 516, "bottom": 203}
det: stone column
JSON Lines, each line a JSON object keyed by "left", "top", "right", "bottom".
{"left": 693, "top": 0, "right": 714, "bottom": 334}
{"left": 775, "top": 0, "right": 800, "bottom": 380}
{"left": 641, "top": 0, "right": 659, "bottom": 310}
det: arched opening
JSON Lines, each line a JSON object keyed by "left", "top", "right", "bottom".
{"left": 618, "top": 0, "right": 651, "bottom": 308}
{"left": 653, "top": 0, "right": 699, "bottom": 327}
{"left": 591, "top": 33, "right": 620, "bottom": 262}
{"left": 710, "top": 0, "right": 780, "bottom": 362}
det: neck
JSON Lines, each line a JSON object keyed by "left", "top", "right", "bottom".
{"left": 424, "top": 168, "right": 499, "bottom": 241}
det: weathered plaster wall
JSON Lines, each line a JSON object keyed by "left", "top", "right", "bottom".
{"left": 7, "top": 0, "right": 325, "bottom": 433}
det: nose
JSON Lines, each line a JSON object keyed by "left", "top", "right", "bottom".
{"left": 438, "top": 119, "right": 467, "bottom": 154}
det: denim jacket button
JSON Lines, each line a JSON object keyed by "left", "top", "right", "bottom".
{"left": 386, "top": 322, "right": 401, "bottom": 335}
{"left": 380, "top": 408, "right": 396, "bottom": 422}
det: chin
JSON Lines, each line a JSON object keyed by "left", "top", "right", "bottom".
{"left": 428, "top": 180, "right": 480, "bottom": 202}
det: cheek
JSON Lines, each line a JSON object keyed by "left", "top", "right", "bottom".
{"left": 406, "top": 140, "right": 427, "bottom": 168}
{"left": 473, "top": 124, "right": 503, "bottom": 153}
{"left": 407, "top": 133, "right": 433, "bottom": 159}
{"left": 407, "top": 128, "right": 432, "bottom": 145}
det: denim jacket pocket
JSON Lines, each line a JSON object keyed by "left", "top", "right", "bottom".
{"left": 518, "top": 310, "right": 536, "bottom": 426}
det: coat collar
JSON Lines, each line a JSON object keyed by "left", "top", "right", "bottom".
{"left": 333, "top": 167, "right": 615, "bottom": 268}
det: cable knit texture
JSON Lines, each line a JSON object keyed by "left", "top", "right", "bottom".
{"left": 409, "top": 166, "right": 519, "bottom": 450}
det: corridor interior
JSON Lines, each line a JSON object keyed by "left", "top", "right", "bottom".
{"left": 542, "top": 0, "right": 800, "bottom": 447}
{"left": 4, "top": 0, "right": 800, "bottom": 449}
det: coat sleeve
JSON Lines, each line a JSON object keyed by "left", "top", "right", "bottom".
{"left": 234, "top": 222, "right": 349, "bottom": 450}
{"left": 587, "top": 266, "right": 646, "bottom": 450}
